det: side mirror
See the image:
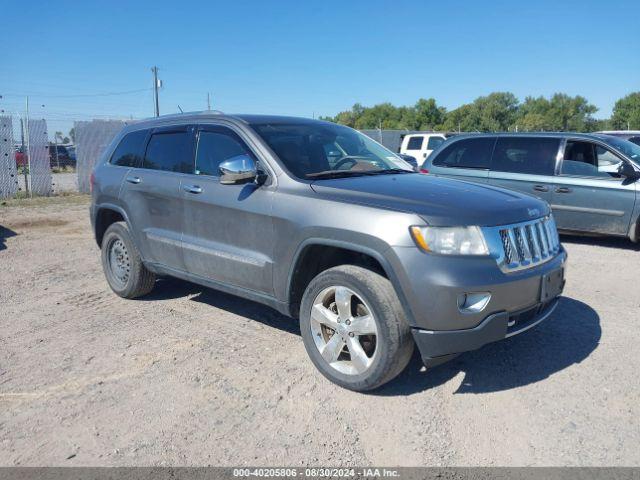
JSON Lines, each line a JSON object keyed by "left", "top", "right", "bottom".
{"left": 618, "top": 162, "right": 640, "bottom": 179}
{"left": 219, "top": 155, "right": 258, "bottom": 185}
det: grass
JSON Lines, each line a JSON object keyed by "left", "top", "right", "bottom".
{"left": 0, "top": 192, "right": 90, "bottom": 208}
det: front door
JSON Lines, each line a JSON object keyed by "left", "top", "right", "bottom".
{"left": 553, "top": 139, "right": 637, "bottom": 235}
{"left": 119, "top": 125, "right": 195, "bottom": 271}
{"left": 180, "top": 124, "right": 276, "bottom": 295}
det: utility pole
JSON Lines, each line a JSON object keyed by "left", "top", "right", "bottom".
{"left": 151, "top": 66, "right": 160, "bottom": 117}
{"left": 207, "top": 92, "right": 211, "bottom": 111}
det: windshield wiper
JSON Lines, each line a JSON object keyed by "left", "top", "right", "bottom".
{"left": 361, "top": 168, "right": 415, "bottom": 175}
{"left": 305, "top": 170, "right": 370, "bottom": 179}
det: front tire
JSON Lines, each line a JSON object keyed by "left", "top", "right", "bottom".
{"left": 101, "top": 221, "right": 156, "bottom": 299}
{"left": 300, "top": 265, "right": 414, "bottom": 391}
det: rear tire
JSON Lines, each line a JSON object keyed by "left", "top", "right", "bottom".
{"left": 300, "top": 265, "right": 414, "bottom": 391}
{"left": 101, "top": 221, "right": 156, "bottom": 299}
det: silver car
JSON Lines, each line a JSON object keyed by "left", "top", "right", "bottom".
{"left": 424, "top": 133, "right": 640, "bottom": 241}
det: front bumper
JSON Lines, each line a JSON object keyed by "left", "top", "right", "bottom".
{"left": 386, "top": 244, "right": 567, "bottom": 366}
{"left": 412, "top": 298, "right": 560, "bottom": 366}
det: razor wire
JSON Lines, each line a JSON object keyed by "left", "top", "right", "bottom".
{"left": 0, "top": 116, "right": 19, "bottom": 199}
{"left": 75, "top": 120, "right": 128, "bottom": 193}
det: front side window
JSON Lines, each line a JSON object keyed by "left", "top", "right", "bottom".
{"left": 562, "top": 141, "right": 622, "bottom": 178}
{"left": 251, "top": 122, "right": 412, "bottom": 179}
{"left": 110, "top": 130, "right": 148, "bottom": 167}
{"left": 432, "top": 137, "right": 495, "bottom": 169}
{"left": 406, "top": 136, "right": 424, "bottom": 150}
{"left": 427, "top": 136, "right": 445, "bottom": 150}
{"left": 143, "top": 131, "right": 193, "bottom": 173}
{"left": 600, "top": 135, "right": 640, "bottom": 163}
{"left": 492, "top": 137, "right": 559, "bottom": 175}
{"left": 195, "top": 129, "right": 256, "bottom": 176}
{"left": 628, "top": 136, "right": 640, "bottom": 146}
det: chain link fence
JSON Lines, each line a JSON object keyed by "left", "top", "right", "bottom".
{"left": 0, "top": 113, "right": 134, "bottom": 199}
{"left": 75, "top": 120, "right": 129, "bottom": 193}
{"left": 0, "top": 115, "right": 19, "bottom": 198}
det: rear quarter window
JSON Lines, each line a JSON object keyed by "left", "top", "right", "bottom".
{"left": 427, "top": 136, "right": 445, "bottom": 150}
{"left": 491, "top": 137, "right": 559, "bottom": 175}
{"left": 109, "top": 130, "right": 148, "bottom": 167}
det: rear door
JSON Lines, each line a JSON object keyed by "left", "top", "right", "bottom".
{"left": 427, "top": 136, "right": 494, "bottom": 183}
{"left": 553, "top": 139, "right": 636, "bottom": 235}
{"left": 119, "top": 125, "right": 195, "bottom": 271}
{"left": 180, "top": 124, "right": 276, "bottom": 294}
{"left": 487, "top": 136, "right": 560, "bottom": 205}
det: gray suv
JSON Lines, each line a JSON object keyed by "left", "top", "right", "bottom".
{"left": 91, "top": 113, "right": 566, "bottom": 391}
{"left": 424, "top": 133, "right": 640, "bottom": 241}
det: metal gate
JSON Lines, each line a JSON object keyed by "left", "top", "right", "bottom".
{"left": 27, "top": 119, "right": 52, "bottom": 196}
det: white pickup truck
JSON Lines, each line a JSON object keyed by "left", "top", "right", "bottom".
{"left": 400, "top": 133, "right": 448, "bottom": 167}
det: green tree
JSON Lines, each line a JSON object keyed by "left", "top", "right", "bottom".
{"left": 611, "top": 92, "right": 640, "bottom": 130}
{"left": 413, "top": 98, "right": 446, "bottom": 130}
{"left": 517, "top": 94, "right": 597, "bottom": 131}
{"left": 69, "top": 127, "right": 76, "bottom": 143}
{"left": 441, "top": 92, "right": 519, "bottom": 132}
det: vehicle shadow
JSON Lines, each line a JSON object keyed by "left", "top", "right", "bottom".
{"left": 560, "top": 234, "right": 640, "bottom": 251}
{"left": 140, "top": 280, "right": 599, "bottom": 395}
{"left": 377, "top": 297, "right": 600, "bottom": 396}
{"left": 141, "top": 277, "right": 300, "bottom": 335}
{"left": 0, "top": 225, "right": 18, "bottom": 252}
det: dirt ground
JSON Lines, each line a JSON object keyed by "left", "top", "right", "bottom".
{"left": 1, "top": 195, "right": 639, "bottom": 467}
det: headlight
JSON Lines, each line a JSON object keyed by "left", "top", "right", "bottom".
{"left": 410, "top": 226, "right": 489, "bottom": 255}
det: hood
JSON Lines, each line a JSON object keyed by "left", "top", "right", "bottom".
{"left": 309, "top": 174, "right": 550, "bottom": 227}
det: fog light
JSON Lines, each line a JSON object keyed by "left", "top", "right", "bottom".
{"left": 457, "top": 292, "right": 491, "bottom": 313}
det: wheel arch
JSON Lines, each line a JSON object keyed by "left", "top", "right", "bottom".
{"left": 285, "top": 238, "right": 416, "bottom": 324}
{"left": 93, "top": 203, "right": 134, "bottom": 248}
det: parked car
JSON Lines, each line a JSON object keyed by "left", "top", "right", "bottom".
{"left": 398, "top": 153, "right": 418, "bottom": 170}
{"left": 91, "top": 113, "right": 565, "bottom": 391}
{"left": 596, "top": 130, "right": 640, "bottom": 146}
{"left": 14, "top": 146, "right": 27, "bottom": 167}
{"left": 400, "top": 133, "right": 451, "bottom": 166}
{"left": 424, "top": 133, "right": 640, "bottom": 241}
{"left": 49, "top": 144, "right": 75, "bottom": 167}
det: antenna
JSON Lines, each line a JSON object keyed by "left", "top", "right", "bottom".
{"left": 177, "top": 105, "right": 184, "bottom": 113}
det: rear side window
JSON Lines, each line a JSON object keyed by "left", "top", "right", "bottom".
{"left": 195, "top": 129, "right": 256, "bottom": 176}
{"left": 628, "top": 136, "right": 640, "bottom": 146}
{"left": 427, "top": 136, "right": 445, "bottom": 150}
{"left": 432, "top": 137, "right": 495, "bottom": 169}
{"left": 110, "top": 130, "right": 148, "bottom": 167}
{"left": 406, "top": 136, "right": 424, "bottom": 150}
{"left": 143, "top": 131, "right": 193, "bottom": 173}
{"left": 491, "top": 137, "right": 559, "bottom": 175}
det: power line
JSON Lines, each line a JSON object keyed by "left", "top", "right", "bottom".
{"left": 0, "top": 88, "right": 153, "bottom": 99}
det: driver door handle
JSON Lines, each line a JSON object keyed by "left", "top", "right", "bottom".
{"left": 533, "top": 185, "right": 549, "bottom": 192}
{"left": 183, "top": 184, "right": 203, "bottom": 194}
{"left": 125, "top": 176, "right": 141, "bottom": 184}
{"left": 556, "top": 187, "right": 572, "bottom": 194}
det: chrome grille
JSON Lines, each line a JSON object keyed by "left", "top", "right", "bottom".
{"left": 491, "top": 216, "right": 560, "bottom": 272}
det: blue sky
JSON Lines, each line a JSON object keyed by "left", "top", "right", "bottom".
{"left": 1, "top": 0, "right": 638, "bottom": 135}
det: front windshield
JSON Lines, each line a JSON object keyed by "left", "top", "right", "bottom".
{"left": 251, "top": 122, "right": 413, "bottom": 179}
{"left": 600, "top": 135, "right": 640, "bottom": 164}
